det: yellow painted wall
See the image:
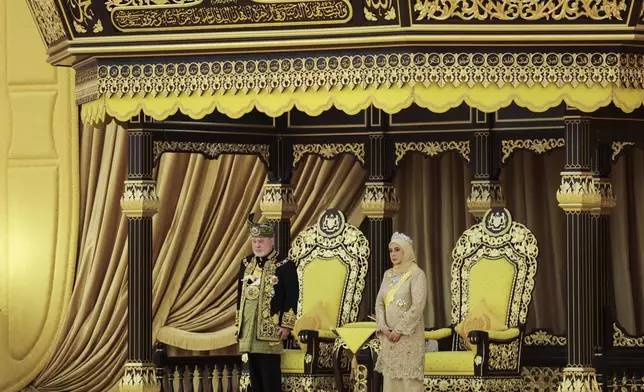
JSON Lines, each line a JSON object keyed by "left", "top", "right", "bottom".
{"left": 0, "top": 1, "right": 78, "bottom": 391}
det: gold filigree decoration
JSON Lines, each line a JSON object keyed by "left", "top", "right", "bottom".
{"left": 292, "top": 143, "right": 365, "bottom": 166}
{"left": 317, "top": 342, "right": 334, "bottom": 369}
{"left": 414, "top": 0, "right": 627, "bottom": 21}
{"left": 489, "top": 341, "right": 519, "bottom": 371}
{"left": 107, "top": 0, "right": 351, "bottom": 31}
{"left": 361, "top": 183, "right": 400, "bottom": 218}
{"left": 556, "top": 172, "right": 601, "bottom": 211}
{"left": 424, "top": 376, "right": 524, "bottom": 391}
{"left": 288, "top": 210, "right": 370, "bottom": 328}
{"left": 27, "top": 0, "right": 67, "bottom": 47}
{"left": 153, "top": 141, "right": 270, "bottom": 165}
{"left": 332, "top": 338, "right": 352, "bottom": 370}
{"left": 451, "top": 208, "right": 538, "bottom": 328}
{"left": 354, "top": 364, "right": 368, "bottom": 392}
{"left": 611, "top": 141, "right": 635, "bottom": 161}
{"left": 501, "top": 138, "right": 565, "bottom": 163}
{"left": 106, "top": 0, "right": 202, "bottom": 11}
{"left": 258, "top": 259, "right": 280, "bottom": 341}
{"left": 467, "top": 180, "right": 505, "bottom": 218}
{"left": 522, "top": 367, "right": 563, "bottom": 392}
{"left": 593, "top": 178, "right": 616, "bottom": 212}
{"left": 87, "top": 53, "right": 639, "bottom": 106}
{"left": 281, "top": 309, "right": 297, "bottom": 329}
{"left": 524, "top": 330, "right": 567, "bottom": 346}
{"left": 260, "top": 184, "right": 297, "bottom": 220}
{"left": 121, "top": 180, "right": 160, "bottom": 217}
{"left": 66, "top": 0, "right": 102, "bottom": 34}
{"left": 279, "top": 374, "right": 349, "bottom": 392}
{"left": 364, "top": 0, "right": 397, "bottom": 21}
{"left": 118, "top": 361, "right": 160, "bottom": 392}
{"left": 239, "top": 374, "right": 251, "bottom": 392}
{"left": 557, "top": 367, "right": 600, "bottom": 392}
{"left": 394, "top": 141, "right": 470, "bottom": 165}
{"left": 612, "top": 322, "right": 644, "bottom": 347}
{"left": 75, "top": 64, "right": 99, "bottom": 105}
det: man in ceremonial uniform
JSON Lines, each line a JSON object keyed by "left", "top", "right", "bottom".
{"left": 236, "top": 214, "right": 299, "bottom": 392}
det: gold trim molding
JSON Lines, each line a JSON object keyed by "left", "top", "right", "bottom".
{"left": 612, "top": 322, "right": 644, "bottom": 347}
{"left": 260, "top": 184, "right": 298, "bottom": 220}
{"left": 467, "top": 180, "right": 505, "bottom": 218}
{"left": 292, "top": 143, "right": 365, "bottom": 166}
{"left": 501, "top": 138, "right": 565, "bottom": 163}
{"left": 118, "top": 361, "right": 160, "bottom": 392}
{"left": 121, "top": 180, "right": 160, "bottom": 217}
{"left": 556, "top": 172, "right": 601, "bottom": 212}
{"left": 81, "top": 52, "right": 641, "bottom": 106}
{"left": 153, "top": 141, "right": 270, "bottom": 164}
{"left": 557, "top": 368, "right": 600, "bottom": 392}
{"left": 394, "top": 141, "right": 470, "bottom": 165}
{"left": 611, "top": 141, "right": 635, "bottom": 161}
{"left": 524, "top": 330, "right": 567, "bottom": 346}
{"left": 413, "top": 0, "right": 628, "bottom": 22}
{"left": 361, "top": 183, "right": 400, "bottom": 218}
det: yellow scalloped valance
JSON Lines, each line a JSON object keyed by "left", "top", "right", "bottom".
{"left": 80, "top": 84, "right": 644, "bottom": 125}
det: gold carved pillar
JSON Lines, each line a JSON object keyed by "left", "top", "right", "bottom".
{"left": 362, "top": 134, "right": 400, "bottom": 318}
{"left": 556, "top": 117, "right": 601, "bottom": 392}
{"left": 467, "top": 132, "right": 505, "bottom": 220}
{"left": 119, "top": 129, "right": 161, "bottom": 392}
{"left": 260, "top": 183, "right": 297, "bottom": 257}
{"left": 591, "top": 141, "right": 615, "bottom": 387}
{"left": 263, "top": 135, "right": 297, "bottom": 257}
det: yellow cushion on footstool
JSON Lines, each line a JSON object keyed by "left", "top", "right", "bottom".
{"left": 281, "top": 349, "right": 306, "bottom": 374}
{"left": 424, "top": 351, "right": 476, "bottom": 376}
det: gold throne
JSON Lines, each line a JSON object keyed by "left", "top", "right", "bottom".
{"left": 423, "top": 208, "right": 539, "bottom": 391}
{"left": 240, "top": 209, "right": 370, "bottom": 392}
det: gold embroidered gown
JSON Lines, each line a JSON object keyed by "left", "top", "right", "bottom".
{"left": 374, "top": 265, "right": 427, "bottom": 392}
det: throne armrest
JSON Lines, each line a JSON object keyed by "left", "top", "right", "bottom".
{"left": 299, "top": 329, "right": 337, "bottom": 343}
{"left": 424, "top": 327, "right": 453, "bottom": 341}
{"left": 297, "top": 329, "right": 338, "bottom": 374}
{"left": 468, "top": 329, "right": 523, "bottom": 376}
{"left": 486, "top": 328, "right": 521, "bottom": 342}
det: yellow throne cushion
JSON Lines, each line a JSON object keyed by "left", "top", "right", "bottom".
{"left": 455, "top": 300, "right": 505, "bottom": 349}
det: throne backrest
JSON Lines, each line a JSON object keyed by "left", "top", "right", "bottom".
{"left": 450, "top": 208, "right": 539, "bottom": 329}
{"left": 288, "top": 209, "right": 370, "bottom": 328}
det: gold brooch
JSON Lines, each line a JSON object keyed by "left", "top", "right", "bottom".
{"left": 246, "top": 285, "right": 260, "bottom": 300}
{"left": 396, "top": 300, "right": 407, "bottom": 308}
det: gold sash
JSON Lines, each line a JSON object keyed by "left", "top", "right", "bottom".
{"left": 385, "top": 271, "right": 412, "bottom": 307}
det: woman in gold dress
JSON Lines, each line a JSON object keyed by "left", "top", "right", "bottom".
{"left": 375, "top": 232, "right": 427, "bottom": 392}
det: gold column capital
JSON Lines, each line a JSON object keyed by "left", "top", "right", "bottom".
{"left": 466, "top": 180, "right": 505, "bottom": 218}
{"left": 260, "top": 183, "right": 297, "bottom": 220}
{"left": 557, "top": 367, "right": 600, "bottom": 392}
{"left": 119, "top": 361, "right": 160, "bottom": 392}
{"left": 556, "top": 172, "right": 601, "bottom": 212}
{"left": 593, "top": 177, "right": 616, "bottom": 215}
{"left": 361, "top": 182, "right": 400, "bottom": 218}
{"left": 121, "top": 180, "right": 160, "bottom": 218}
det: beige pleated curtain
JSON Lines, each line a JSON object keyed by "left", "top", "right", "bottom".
{"left": 25, "top": 122, "right": 644, "bottom": 392}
